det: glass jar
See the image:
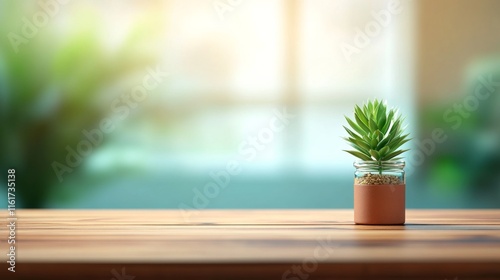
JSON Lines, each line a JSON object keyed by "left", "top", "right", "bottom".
{"left": 354, "top": 161, "right": 405, "bottom": 186}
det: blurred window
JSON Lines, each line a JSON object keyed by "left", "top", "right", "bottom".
{"left": 94, "top": 0, "right": 415, "bottom": 174}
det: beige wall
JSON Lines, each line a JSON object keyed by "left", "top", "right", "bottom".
{"left": 417, "top": 0, "right": 500, "bottom": 105}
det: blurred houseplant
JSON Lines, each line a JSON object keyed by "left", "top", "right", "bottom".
{"left": 343, "top": 99, "right": 410, "bottom": 224}
{"left": 0, "top": 2, "right": 161, "bottom": 207}
{"left": 420, "top": 57, "right": 500, "bottom": 197}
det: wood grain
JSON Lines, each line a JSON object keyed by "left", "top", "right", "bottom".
{"left": 1, "top": 210, "right": 500, "bottom": 279}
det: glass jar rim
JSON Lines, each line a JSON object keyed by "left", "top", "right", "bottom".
{"left": 353, "top": 160, "right": 405, "bottom": 168}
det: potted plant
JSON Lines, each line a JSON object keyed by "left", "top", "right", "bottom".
{"left": 343, "top": 99, "right": 410, "bottom": 225}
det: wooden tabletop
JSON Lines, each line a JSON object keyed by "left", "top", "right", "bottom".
{"left": 1, "top": 210, "right": 500, "bottom": 279}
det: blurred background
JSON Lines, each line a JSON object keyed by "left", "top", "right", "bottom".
{"left": 0, "top": 0, "right": 499, "bottom": 209}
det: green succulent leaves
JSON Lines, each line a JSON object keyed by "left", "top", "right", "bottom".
{"left": 343, "top": 99, "right": 410, "bottom": 162}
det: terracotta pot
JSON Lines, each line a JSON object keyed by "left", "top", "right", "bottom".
{"left": 354, "top": 184, "right": 405, "bottom": 225}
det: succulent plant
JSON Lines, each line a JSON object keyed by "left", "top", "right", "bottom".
{"left": 343, "top": 99, "right": 410, "bottom": 165}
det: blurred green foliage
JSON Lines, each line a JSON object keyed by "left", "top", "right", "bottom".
{"left": 421, "top": 57, "right": 500, "bottom": 194}
{"left": 0, "top": 1, "right": 159, "bottom": 207}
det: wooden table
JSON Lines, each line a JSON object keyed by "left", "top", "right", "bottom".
{"left": 1, "top": 210, "right": 500, "bottom": 279}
